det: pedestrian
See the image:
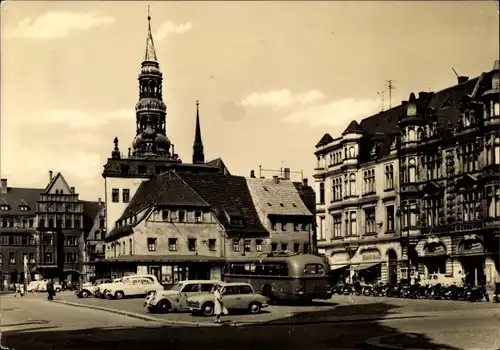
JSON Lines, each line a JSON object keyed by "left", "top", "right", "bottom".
{"left": 47, "top": 279, "right": 55, "bottom": 301}
{"left": 213, "top": 284, "right": 224, "bottom": 324}
{"left": 13, "top": 283, "right": 21, "bottom": 297}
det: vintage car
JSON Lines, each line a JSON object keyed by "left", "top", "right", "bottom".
{"left": 187, "top": 282, "right": 268, "bottom": 316}
{"left": 95, "top": 278, "right": 124, "bottom": 298}
{"left": 421, "top": 273, "right": 463, "bottom": 287}
{"left": 145, "top": 280, "right": 221, "bottom": 314}
{"left": 27, "top": 280, "right": 63, "bottom": 293}
{"left": 76, "top": 278, "right": 113, "bottom": 298}
{"left": 104, "top": 274, "right": 164, "bottom": 299}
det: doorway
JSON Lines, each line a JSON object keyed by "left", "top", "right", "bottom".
{"left": 387, "top": 249, "right": 398, "bottom": 284}
{"left": 461, "top": 257, "right": 486, "bottom": 286}
{"left": 149, "top": 266, "right": 161, "bottom": 282}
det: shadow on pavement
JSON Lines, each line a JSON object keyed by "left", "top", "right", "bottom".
{"left": 2, "top": 302, "right": 459, "bottom": 350}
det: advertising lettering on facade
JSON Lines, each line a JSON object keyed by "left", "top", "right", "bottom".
{"left": 361, "top": 249, "right": 381, "bottom": 261}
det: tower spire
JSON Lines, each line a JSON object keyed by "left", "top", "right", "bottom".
{"left": 145, "top": 5, "right": 157, "bottom": 62}
{"left": 192, "top": 100, "right": 205, "bottom": 164}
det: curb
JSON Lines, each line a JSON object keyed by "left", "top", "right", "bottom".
{"left": 52, "top": 300, "right": 219, "bottom": 327}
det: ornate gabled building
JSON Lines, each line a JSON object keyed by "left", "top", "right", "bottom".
{"left": 0, "top": 179, "right": 41, "bottom": 289}
{"left": 102, "top": 13, "right": 228, "bottom": 234}
{"left": 314, "top": 61, "right": 500, "bottom": 288}
{"left": 81, "top": 198, "right": 105, "bottom": 281}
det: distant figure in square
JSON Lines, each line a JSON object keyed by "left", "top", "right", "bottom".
{"left": 47, "top": 279, "right": 55, "bottom": 301}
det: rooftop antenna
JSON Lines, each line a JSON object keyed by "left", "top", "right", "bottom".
{"left": 377, "top": 90, "right": 385, "bottom": 112}
{"left": 386, "top": 80, "right": 395, "bottom": 109}
{"left": 452, "top": 67, "right": 459, "bottom": 78}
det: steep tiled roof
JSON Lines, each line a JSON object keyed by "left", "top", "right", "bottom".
{"left": 82, "top": 201, "right": 101, "bottom": 234}
{"left": 246, "top": 178, "right": 312, "bottom": 217}
{"left": 177, "top": 172, "right": 268, "bottom": 234}
{"left": 118, "top": 171, "right": 210, "bottom": 221}
{"left": 342, "top": 120, "right": 364, "bottom": 135}
{"left": 0, "top": 187, "right": 43, "bottom": 217}
{"left": 315, "top": 133, "right": 334, "bottom": 148}
{"left": 206, "top": 158, "right": 231, "bottom": 175}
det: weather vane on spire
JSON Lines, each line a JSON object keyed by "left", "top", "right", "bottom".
{"left": 148, "top": 5, "right": 151, "bottom": 20}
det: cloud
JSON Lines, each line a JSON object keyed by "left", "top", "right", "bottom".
{"left": 240, "top": 89, "right": 324, "bottom": 109}
{"left": 281, "top": 97, "right": 383, "bottom": 128}
{"left": 27, "top": 108, "right": 134, "bottom": 129}
{"left": 154, "top": 21, "right": 192, "bottom": 42}
{"left": 2, "top": 11, "right": 116, "bottom": 39}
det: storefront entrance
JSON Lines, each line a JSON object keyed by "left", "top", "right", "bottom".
{"left": 387, "top": 249, "right": 398, "bottom": 284}
{"left": 461, "top": 257, "right": 485, "bottom": 286}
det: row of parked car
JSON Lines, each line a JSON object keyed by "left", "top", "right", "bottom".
{"left": 76, "top": 274, "right": 269, "bottom": 317}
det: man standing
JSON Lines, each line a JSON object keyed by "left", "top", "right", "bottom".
{"left": 47, "top": 279, "right": 55, "bottom": 301}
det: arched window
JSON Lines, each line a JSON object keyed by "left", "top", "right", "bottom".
{"left": 319, "top": 182, "right": 325, "bottom": 204}
{"left": 349, "top": 174, "right": 356, "bottom": 195}
{"left": 408, "top": 158, "right": 416, "bottom": 182}
{"left": 408, "top": 127, "right": 415, "bottom": 141}
{"left": 349, "top": 147, "right": 356, "bottom": 158}
{"left": 22, "top": 220, "right": 27, "bottom": 228}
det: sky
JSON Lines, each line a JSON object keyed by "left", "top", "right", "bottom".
{"left": 1, "top": 1, "right": 499, "bottom": 201}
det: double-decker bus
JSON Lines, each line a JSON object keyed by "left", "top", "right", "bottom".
{"left": 224, "top": 252, "right": 332, "bottom": 303}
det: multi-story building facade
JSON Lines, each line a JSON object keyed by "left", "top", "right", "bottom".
{"left": 0, "top": 178, "right": 41, "bottom": 289}
{"left": 82, "top": 198, "right": 105, "bottom": 282}
{"left": 314, "top": 61, "right": 500, "bottom": 288}
{"left": 36, "top": 171, "right": 85, "bottom": 283}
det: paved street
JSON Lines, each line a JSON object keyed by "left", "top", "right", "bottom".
{"left": 1, "top": 292, "right": 499, "bottom": 350}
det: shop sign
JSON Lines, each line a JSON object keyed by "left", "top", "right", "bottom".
{"left": 458, "top": 240, "right": 484, "bottom": 254}
{"left": 361, "top": 249, "right": 381, "bottom": 261}
{"left": 424, "top": 243, "right": 446, "bottom": 256}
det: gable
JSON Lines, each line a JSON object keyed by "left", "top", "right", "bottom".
{"left": 455, "top": 174, "right": 478, "bottom": 191}
{"left": 45, "top": 173, "right": 72, "bottom": 195}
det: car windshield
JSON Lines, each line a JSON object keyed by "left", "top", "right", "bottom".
{"left": 170, "top": 282, "right": 184, "bottom": 291}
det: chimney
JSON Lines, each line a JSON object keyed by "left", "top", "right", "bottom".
{"left": 302, "top": 178, "right": 308, "bottom": 188}
{"left": 272, "top": 175, "right": 279, "bottom": 184}
{"left": 418, "top": 92, "right": 431, "bottom": 100}
{"left": 458, "top": 76, "right": 469, "bottom": 84}
{"left": 0, "top": 179, "right": 7, "bottom": 194}
{"left": 49, "top": 170, "right": 53, "bottom": 182}
{"left": 98, "top": 197, "right": 102, "bottom": 205}
{"left": 250, "top": 170, "right": 255, "bottom": 178}
{"left": 71, "top": 186, "right": 75, "bottom": 194}
{"left": 283, "top": 168, "right": 291, "bottom": 180}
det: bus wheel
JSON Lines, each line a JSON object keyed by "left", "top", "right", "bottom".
{"left": 262, "top": 285, "right": 275, "bottom": 304}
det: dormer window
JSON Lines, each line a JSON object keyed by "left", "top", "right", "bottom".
{"left": 19, "top": 205, "right": 29, "bottom": 212}
{"left": 230, "top": 216, "right": 243, "bottom": 226}
{"left": 0, "top": 205, "right": 9, "bottom": 211}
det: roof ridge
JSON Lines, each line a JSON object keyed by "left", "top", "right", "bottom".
{"left": 169, "top": 171, "right": 211, "bottom": 207}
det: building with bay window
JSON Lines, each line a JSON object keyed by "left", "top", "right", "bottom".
{"left": 314, "top": 60, "right": 500, "bottom": 288}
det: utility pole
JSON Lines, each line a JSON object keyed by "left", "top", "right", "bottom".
{"left": 377, "top": 90, "right": 385, "bottom": 112}
{"left": 386, "top": 80, "right": 395, "bottom": 109}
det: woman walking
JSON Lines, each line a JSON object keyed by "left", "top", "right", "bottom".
{"left": 213, "top": 284, "right": 223, "bottom": 324}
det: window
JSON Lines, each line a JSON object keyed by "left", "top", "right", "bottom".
{"left": 44, "top": 253, "right": 53, "bottom": 264}
{"left": 232, "top": 239, "right": 240, "bottom": 252}
{"left": 385, "top": 164, "right": 394, "bottom": 190}
{"left": 386, "top": 205, "right": 395, "bottom": 232}
{"left": 319, "top": 182, "right": 325, "bottom": 204}
{"left": 364, "top": 207, "right": 376, "bottom": 234}
{"left": 122, "top": 242, "right": 125, "bottom": 255}
{"left": 57, "top": 219, "right": 63, "bottom": 228}
{"left": 270, "top": 220, "right": 277, "bottom": 230}
{"left": 348, "top": 211, "right": 357, "bottom": 236}
{"left": 188, "top": 238, "right": 196, "bottom": 251}
{"left": 22, "top": 236, "right": 28, "bottom": 245}
{"left": 293, "top": 223, "right": 299, "bottom": 231}
{"left": 348, "top": 173, "right": 356, "bottom": 196}
{"left": 66, "top": 218, "right": 72, "bottom": 228}
{"left": 168, "top": 238, "right": 177, "bottom": 251}
{"left": 425, "top": 198, "right": 441, "bottom": 226}
{"left": 348, "top": 146, "right": 356, "bottom": 158}
{"left": 281, "top": 243, "right": 288, "bottom": 251}
{"left": 29, "top": 253, "right": 35, "bottom": 264}
{"left": 28, "top": 219, "right": 33, "bottom": 228}
{"left": 194, "top": 211, "right": 202, "bottom": 223}
{"left": 294, "top": 243, "right": 300, "bottom": 252}
{"left": 271, "top": 243, "right": 277, "bottom": 252}
{"left": 112, "top": 189, "right": 119, "bottom": 203}
{"left": 99, "top": 218, "right": 105, "bottom": 229}
{"left": 209, "top": 239, "right": 216, "bottom": 251}
{"left": 244, "top": 240, "right": 251, "bottom": 252}
{"left": 129, "top": 238, "right": 133, "bottom": 254}
{"left": 486, "top": 137, "right": 500, "bottom": 165}
{"left": 332, "top": 177, "right": 342, "bottom": 201}
{"left": 408, "top": 158, "right": 416, "bottom": 183}
{"left": 22, "top": 219, "right": 27, "bottom": 228}
{"left": 486, "top": 185, "right": 500, "bottom": 218}
{"left": 332, "top": 214, "right": 342, "bottom": 238}
{"left": 178, "top": 211, "right": 186, "bottom": 222}
{"left": 304, "top": 264, "right": 326, "bottom": 275}
{"left": 65, "top": 252, "right": 78, "bottom": 263}
{"left": 22, "top": 253, "right": 28, "bottom": 263}
{"left": 281, "top": 222, "right": 287, "bottom": 231}
{"left": 0, "top": 253, "right": 2, "bottom": 264}
{"left": 138, "top": 166, "right": 147, "bottom": 175}
{"left": 303, "top": 244, "right": 309, "bottom": 254}
{"left": 9, "top": 220, "right": 14, "bottom": 228}
{"left": 95, "top": 231, "right": 101, "bottom": 240}
{"left": 65, "top": 236, "right": 77, "bottom": 246}
{"left": 461, "top": 144, "right": 478, "bottom": 172}
{"left": 256, "top": 239, "right": 263, "bottom": 252}
{"left": 120, "top": 165, "right": 129, "bottom": 174}
{"left": 494, "top": 102, "right": 500, "bottom": 117}
{"left": 75, "top": 216, "right": 81, "bottom": 228}
{"left": 462, "top": 192, "right": 480, "bottom": 222}
{"left": 147, "top": 238, "right": 157, "bottom": 251}
{"left": 363, "top": 169, "right": 375, "bottom": 194}
{"left": 318, "top": 217, "right": 325, "bottom": 240}
{"left": 122, "top": 189, "right": 130, "bottom": 203}
{"left": 29, "top": 236, "right": 35, "bottom": 245}
{"left": 9, "top": 252, "right": 15, "bottom": 264}
{"left": 161, "top": 210, "right": 169, "bottom": 221}
{"left": 8, "top": 236, "right": 14, "bottom": 245}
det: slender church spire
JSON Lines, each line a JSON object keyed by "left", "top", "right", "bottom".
{"left": 192, "top": 100, "right": 205, "bottom": 164}
{"left": 145, "top": 5, "right": 157, "bottom": 62}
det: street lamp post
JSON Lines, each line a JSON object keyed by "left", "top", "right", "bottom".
{"left": 396, "top": 208, "right": 410, "bottom": 282}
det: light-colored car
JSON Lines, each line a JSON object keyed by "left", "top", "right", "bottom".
{"left": 105, "top": 274, "right": 164, "bottom": 299}
{"left": 27, "top": 280, "right": 63, "bottom": 293}
{"left": 422, "top": 273, "right": 463, "bottom": 287}
{"left": 76, "top": 278, "right": 113, "bottom": 298}
{"left": 187, "top": 282, "right": 268, "bottom": 316}
{"left": 145, "top": 280, "right": 221, "bottom": 314}
{"left": 95, "top": 278, "right": 124, "bottom": 298}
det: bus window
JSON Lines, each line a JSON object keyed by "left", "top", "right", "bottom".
{"left": 304, "top": 264, "right": 326, "bottom": 275}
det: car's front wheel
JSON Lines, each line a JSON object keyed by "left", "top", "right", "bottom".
{"left": 156, "top": 300, "right": 171, "bottom": 314}
{"left": 202, "top": 302, "right": 214, "bottom": 316}
{"left": 114, "top": 291, "right": 124, "bottom": 300}
{"left": 249, "top": 302, "right": 261, "bottom": 314}
{"left": 55, "top": 288, "right": 61, "bottom": 293}
{"left": 81, "top": 290, "right": 89, "bottom": 298}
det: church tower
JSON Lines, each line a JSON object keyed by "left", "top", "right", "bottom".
{"left": 192, "top": 101, "right": 205, "bottom": 164}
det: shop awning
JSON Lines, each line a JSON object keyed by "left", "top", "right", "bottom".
{"left": 330, "top": 264, "right": 349, "bottom": 271}
{"left": 351, "top": 262, "right": 381, "bottom": 271}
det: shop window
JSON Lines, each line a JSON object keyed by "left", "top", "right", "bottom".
{"left": 208, "top": 239, "right": 216, "bottom": 251}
